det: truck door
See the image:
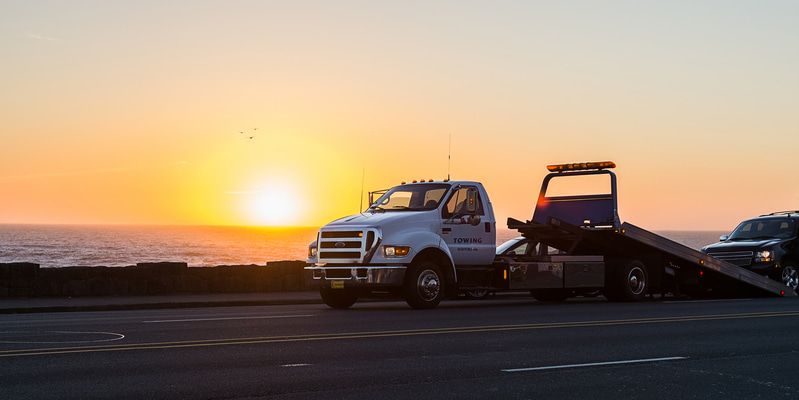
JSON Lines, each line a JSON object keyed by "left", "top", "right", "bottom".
{"left": 440, "top": 186, "right": 495, "bottom": 265}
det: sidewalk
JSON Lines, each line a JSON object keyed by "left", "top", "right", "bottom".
{"left": 0, "top": 291, "right": 323, "bottom": 314}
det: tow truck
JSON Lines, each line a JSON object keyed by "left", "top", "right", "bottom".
{"left": 305, "top": 162, "right": 795, "bottom": 309}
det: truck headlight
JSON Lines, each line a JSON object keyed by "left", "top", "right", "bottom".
{"left": 755, "top": 250, "right": 773, "bottom": 262}
{"left": 308, "top": 246, "right": 318, "bottom": 257}
{"left": 383, "top": 245, "right": 410, "bottom": 257}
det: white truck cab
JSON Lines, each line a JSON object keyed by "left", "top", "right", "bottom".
{"left": 306, "top": 180, "right": 496, "bottom": 309}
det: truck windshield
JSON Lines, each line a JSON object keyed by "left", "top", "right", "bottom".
{"left": 728, "top": 219, "right": 796, "bottom": 241}
{"left": 369, "top": 183, "right": 450, "bottom": 212}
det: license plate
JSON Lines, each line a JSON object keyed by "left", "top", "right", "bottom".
{"left": 331, "top": 280, "right": 345, "bottom": 289}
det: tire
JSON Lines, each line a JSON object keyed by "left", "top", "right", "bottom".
{"left": 780, "top": 262, "right": 799, "bottom": 291}
{"left": 463, "top": 289, "right": 490, "bottom": 300}
{"left": 320, "top": 287, "right": 357, "bottom": 309}
{"left": 404, "top": 260, "right": 445, "bottom": 309}
{"left": 613, "top": 260, "right": 649, "bottom": 302}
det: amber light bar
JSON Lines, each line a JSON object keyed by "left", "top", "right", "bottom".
{"left": 547, "top": 161, "right": 616, "bottom": 172}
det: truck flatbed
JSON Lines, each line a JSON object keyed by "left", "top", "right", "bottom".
{"left": 618, "top": 222, "right": 796, "bottom": 297}
{"left": 509, "top": 216, "right": 796, "bottom": 298}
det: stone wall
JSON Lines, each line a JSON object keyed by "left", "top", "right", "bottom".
{"left": 0, "top": 261, "right": 310, "bottom": 297}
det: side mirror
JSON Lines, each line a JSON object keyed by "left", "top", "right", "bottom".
{"left": 466, "top": 188, "right": 478, "bottom": 214}
{"left": 720, "top": 235, "right": 729, "bottom": 241}
{"left": 468, "top": 214, "right": 481, "bottom": 226}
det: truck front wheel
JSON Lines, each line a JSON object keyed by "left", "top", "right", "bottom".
{"left": 404, "top": 260, "right": 445, "bottom": 309}
{"left": 320, "top": 287, "right": 357, "bottom": 309}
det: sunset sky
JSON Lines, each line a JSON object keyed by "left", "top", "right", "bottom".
{"left": 2, "top": 1, "right": 797, "bottom": 231}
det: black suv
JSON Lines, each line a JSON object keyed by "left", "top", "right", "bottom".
{"left": 701, "top": 211, "right": 799, "bottom": 291}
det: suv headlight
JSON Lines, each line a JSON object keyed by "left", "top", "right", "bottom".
{"left": 755, "top": 250, "right": 774, "bottom": 262}
{"left": 383, "top": 245, "right": 410, "bottom": 257}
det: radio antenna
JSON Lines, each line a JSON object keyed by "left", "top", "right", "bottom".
{"left": 447, "top": 134, "right": 452, "bottom": 180}
{"left": 359, "top": 167, "right": 365, "bottom": 212}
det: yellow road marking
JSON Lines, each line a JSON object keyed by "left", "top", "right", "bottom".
{"left": 3, "top": 310, "right": 798, "bottom": 357}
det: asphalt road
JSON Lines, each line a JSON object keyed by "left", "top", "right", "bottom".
{"left": 2, "top": 295, "right": 798, "bottom": 399}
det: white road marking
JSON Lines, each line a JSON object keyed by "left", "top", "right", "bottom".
{"left": 664, "top": 298, "right": 752, "bottom": 304}
{"left": 142, "top": 314, "right": 315, "bottom": 323}
{"left": 502, "top": 356, "right": 688, "bottom": 372}
{"left": 0, "top": 331, "right": 125, "bottom": 344}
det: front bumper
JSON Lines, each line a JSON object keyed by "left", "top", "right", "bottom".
{"left": 305, "top": 265, "right": 407, "bottom": 287}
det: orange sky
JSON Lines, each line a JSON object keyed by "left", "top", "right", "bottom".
{"left": 1, "top": 1, "right": 797, "bottom": 231}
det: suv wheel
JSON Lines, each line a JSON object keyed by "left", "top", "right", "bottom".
{"left": 781, "top": 262, "right": 798, "bottom": 291}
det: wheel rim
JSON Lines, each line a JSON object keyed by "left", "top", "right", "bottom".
{"left": 416, "top": 269, "right": 441, "bottom": 301}
{"left": 781, "top": 265, "right": 798, "bottom": 290}
{"left": 467, "top": 289, "right": 488, "bottom": 298}
{"left": 627, "top": 266, "right": 646, "bottom": 295}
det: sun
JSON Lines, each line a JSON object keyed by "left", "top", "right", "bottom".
{"left": 247, "top": 189, "right": 301, "bottom": 226}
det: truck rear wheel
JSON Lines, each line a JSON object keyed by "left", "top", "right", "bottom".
{"left": 404, "top": 260, "right": 445, "bottom": 309}
{"left": 320, "top": 287, "right": 357, "bottom": 309}
{"left": 613, "top": 260, "right": 648, "bottom": 301}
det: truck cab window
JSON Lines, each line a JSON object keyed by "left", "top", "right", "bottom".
{"left": 442, "top": 187, "right": 484, "bottom": 218}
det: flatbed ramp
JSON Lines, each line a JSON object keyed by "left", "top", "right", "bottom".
{"left": 618, "top": 222, "right": 796, "bottom": 297}
{"left": 510, "top": 217, "right": 796, "bottom": 298}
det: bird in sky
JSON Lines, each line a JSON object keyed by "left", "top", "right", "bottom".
{"left": 238, "top": 128, "right": 257, "bottom": 139}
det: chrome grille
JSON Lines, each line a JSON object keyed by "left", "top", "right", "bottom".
{"left": 317, "top": 228, "right": 380, "bottom": 263}
{"left": 707, "top": 251, "right": 753, "bottom": 267}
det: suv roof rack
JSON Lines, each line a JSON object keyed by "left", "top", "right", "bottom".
{"left": 761, "top": 210, "right": 799, "bottom": 217}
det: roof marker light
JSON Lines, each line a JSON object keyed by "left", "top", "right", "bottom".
{"left": 547, "top": 161, "right": 616, "bottom": 172}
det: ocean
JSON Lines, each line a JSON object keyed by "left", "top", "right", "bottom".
{"left": 0, "top": 225, "right": 320, "bottom": 268}
{"left": 0, "top": 224, "right": 729, "bottom": 268}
